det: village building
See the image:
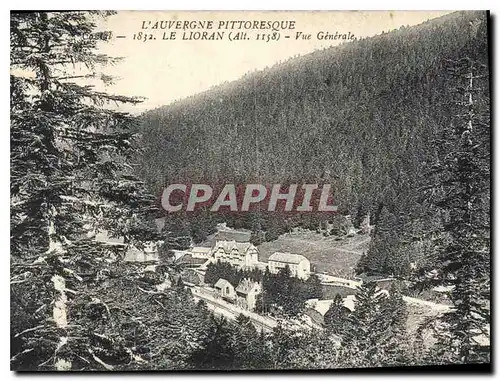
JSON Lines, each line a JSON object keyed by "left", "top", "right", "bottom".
{"left": 268, "top": 252, "right": 311, "bottom": 279}
{"left": 170, "top": 249, "right": 191, "bottom": 261}
{"left": 214, "top": 278, "right": 236, "bottom": 300}
{"left": 93, "top": 229, "right": 163, "bottom": 263}
{"left": 190, "top": 246, "right": 212, "bottom": 259}
{"left": 174, "top": 253, "right": 207, "bottom": 267}
{"left": 212, "top": 240, "right": 259, "bottom": 268}
{"left": 235, "top": 278, "right": 262, "bottom": 311}
{"left": 123, "top": 242, "right": 161, "bottom": 262}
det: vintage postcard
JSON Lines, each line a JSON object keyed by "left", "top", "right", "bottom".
{"left": 10, "top": 10, "right": 491, "bottom": 371}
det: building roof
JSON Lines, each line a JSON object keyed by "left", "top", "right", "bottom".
{"left": 215, "top": 278, "right": 233, "bottom": 289}
{"left": 214, "top": 240, "right": 256, "bottom": 254}
{"left": 236, "top": 279, "right": 260, "bottom": 295}
{"left": 175, "top": 254, "right": 207, "bottom": 266}
{"left": 268, "top": 252, "right": 309, "bottom": 264}
{"left": 191, "top": 247, "right": 212, "bottom": 254}
{"left": 171, "top": 249, "right": 191, "bottom": 261}
{"left": 432, "top": 285, "right": 455, "bottom": 293}
{"left": 123, "top": 245, "right": 159, "bottom": 262}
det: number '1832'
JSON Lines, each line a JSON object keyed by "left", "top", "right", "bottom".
{"left": 133, "top": 32, "right": 155, "bottom": 42}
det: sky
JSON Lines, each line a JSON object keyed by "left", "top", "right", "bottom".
{"left": 90, "top": 11, "right": 453, "bottom": 113}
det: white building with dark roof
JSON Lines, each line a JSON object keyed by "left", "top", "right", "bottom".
{"left": 123, "top": 243, "right": 160, "bottom": 262}
{"left": 235, "top": 278, "right": 262, "bottom": 311}
{"left": 268, "top": 252, "right": 311, "bottom": 279}
{"left": 212, "top": 240, "right": 259, "bottom": 268}
{"left": 93, "top": 230, "right": 162, "bottom": 262}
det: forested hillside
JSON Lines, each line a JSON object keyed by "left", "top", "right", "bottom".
{"left": 136, "top": 11, "right": 490, "bottom": 278}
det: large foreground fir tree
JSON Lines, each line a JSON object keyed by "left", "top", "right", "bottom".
{"left": 10, "top": 11, "right": 161, "bottom": 370}
{"left": 423, "top": 53, "right": 490, "bottom": 364}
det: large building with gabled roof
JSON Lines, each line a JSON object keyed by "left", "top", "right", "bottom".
{"left": 212, "top": 240, "right": 259, "bottom": 268}
{"left": 268, "top": 252, "right": 311, "bottom": 279}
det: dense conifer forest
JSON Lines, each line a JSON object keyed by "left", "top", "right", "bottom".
{"left": 137, "top": 11, "right": 490, "bottom": 279}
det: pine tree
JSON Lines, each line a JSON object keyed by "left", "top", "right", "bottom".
{"left": 424, "top": 56, "right": 490, "bottom": 364}
{"left": 324, "top": 294, "right": 349, "bottom": 334}
{"left": 339, "top": 281, "right": 389, "bottom": 367}
{"left": 360, "top": 204, "right": 411, "bottom": 277}
{"left": 10, "top": 11, "right": 157, "bottom": 370}
{"left": 189, "top": 316, "right": 236, "bottom": 370}
{"left": 231, "top": 314, "right": 267, "bottom": 369}
{"left": 378, "top": 282, "right": 410, "bottom": 365}
{"left": 204, "top": 262, "right": 217, "bottom": 285}
{"left": 160, "top": 217, "right": 192, "bottom": 251}
{"left": 305, "top": 273, "right": 323, "bottom": 299}
{"left": 268, "top": 323, "right": 303, "bottom": 369}
{"left": 275, "top": 266, "right": 296, "bottom": 316}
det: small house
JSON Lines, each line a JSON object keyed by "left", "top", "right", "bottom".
{"left": 235, "top": 278, "right": 262, "bottom": 311}
{"left": 214, "top": 278, "right": 236, "bottom": 300}
{"left": 123, "top": 242, "right": 160, "bottom": 263}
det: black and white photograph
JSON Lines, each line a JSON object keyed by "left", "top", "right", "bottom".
{"left": 9, "top": 9, "right": 491, "bottom": 371}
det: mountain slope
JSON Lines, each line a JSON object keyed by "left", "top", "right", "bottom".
{"left": 135, "top": 11, "right": 489, "bottom": 276}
